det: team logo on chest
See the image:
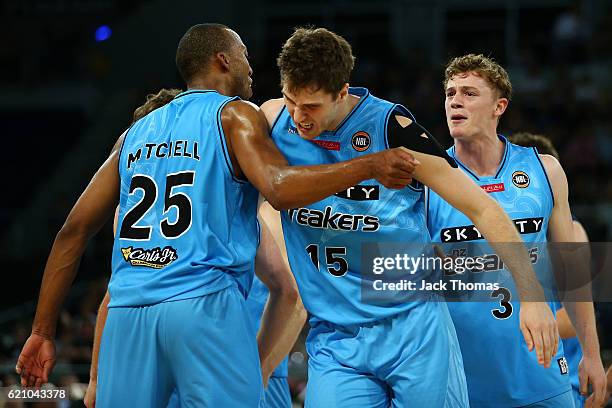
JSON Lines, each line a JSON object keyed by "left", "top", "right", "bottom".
{"left": 512, "top": 171, "right": 530, "bottom": 188}
{"left": 351, "top": 131, "right": 370, "bottom": 152}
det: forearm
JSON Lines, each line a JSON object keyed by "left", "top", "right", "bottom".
{"left": 266, "top": 155, "right": 373, "bottom": 210}
{"left": 90, "top": 291, "right": 110, "bottom": 381}
{"left": 257, "top": 290, "right": 306, "bottom": 377}
{"left": 562, "top": 301, "right": 600, "bottom": 356}
{"left": 32, "top": 227, "right": 90, "bottom": 338}
{"left": 471, "top": 203, "right": 544, "bottom": 301}
{"left": 555, "top": 308, "right": 577, "bottom": 339}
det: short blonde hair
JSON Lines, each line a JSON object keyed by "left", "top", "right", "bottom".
{"left": 444, "top": 54, "right": 512, "bottom": 100}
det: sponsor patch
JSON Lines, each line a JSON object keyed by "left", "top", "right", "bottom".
{"left": 351, "top": 131, "right": 370, "bottom": 152}
{"left": 481, "top": 182, "right": 505, "bottom": 193}
{"left": 311, "top": 140, "right": 341, "bottom": 151}
{"left": 557, "top": 357, "right": 569, "bottom": 375}
{"left": 440, "top": 217, "right": 544, "bottom": 242}
{"left": 335, "top": 185, "right": 379, "bottom": 201}
{"left": 512, "top": 171, "right": 530, "bottom": 188}
{"left": 121, "top": 246, "right": 178, "bottom": 269}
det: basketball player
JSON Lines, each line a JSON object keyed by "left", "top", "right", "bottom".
{"left": 83, "top": 89, "right": 301, "bottom": 408}
{"left": 15, "top": 24, "right": 419, "bottom": 408}
{"left": 259, "top": 27, "right": 558, "bottom": 407}
{"left": 426, "top": 55, "right": 606, "bottom": 407}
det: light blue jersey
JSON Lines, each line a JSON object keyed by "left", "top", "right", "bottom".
{"left": 110, "top": 90, "right": 259, "bottom": 307}
{"left": 99, "top": 90, "right": 263, "bottom": 408}
{"left": 427, "top": 137, "right": 572, "bottom": 407}
{"left": 271, "top": 87, "right": 431, "bottom": 327}
{"left": 270, "top": 88, "right": 469, "bottom": 407}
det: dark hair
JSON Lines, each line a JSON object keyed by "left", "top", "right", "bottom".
{"left": 176, "top": 23, "right": 233, "bottom": 83}
{"left": 132, "top": 88, "right": 182, "bottom": 123}
{"left": 509, "top": 132, "right": 559, "bottom": 160}
{"left": 444, "top": 54, "right": 512, "bottom": 100}
{"left": 277, "top": 27, "right": 355, "bottom": 96}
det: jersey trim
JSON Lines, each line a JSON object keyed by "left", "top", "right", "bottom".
{"left": 117, "top": 124, "right": 136, "bottom": 173}
{"left": 533, "top": 147, "right": 556, "bottom": 207}
{"left": 173, "top": 89, "right": 216, "bottom": 100}
{"left": 216, "top": 97, "right": 248, "bottom": 184}
{"left": 494, "top": 135, "right": 510, "bottom": 178}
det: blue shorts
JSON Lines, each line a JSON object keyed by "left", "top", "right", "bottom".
{"left": 260, "top": 377, "right": 291, "bottom": 408}
{"left": 165, "top": 374, "right": 290, "bottom": 408}
{"left": 304, "top": 301, "right": 468, "bottom": 408}
{"left": 522, "top": 390, "right": 576, "bottom": 407}
{"left": 571, "top": 388, "right": 584, "bottom": 408}
{"left": 97, "top": 284, "right": 262, "bottom": 408}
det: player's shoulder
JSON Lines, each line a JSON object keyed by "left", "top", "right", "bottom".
{"left": 221, "top": 99, "right": 264, "bottom": 125}
{"left": 539, "top": 154, "right": 568, "bottom": 197}
{"left": 539, "top": 154, "right": 565, "bottom": 179}
{"left": 260, "top": 98, "right": 285, "bottom": 128}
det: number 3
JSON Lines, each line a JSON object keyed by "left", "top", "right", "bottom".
{"left": 491, "top": 287, "right": 513, "bottom": 319}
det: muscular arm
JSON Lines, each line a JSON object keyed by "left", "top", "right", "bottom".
{"left": 542, "top": 155, "right": 606, "bottom": 404}
{"left": 222, "top": 100, "right": 417, "bottom": 210}
{"left": 32, "top": 135, "right": 123, "bottom": 338}
{"left": 255, "top": 201, "right": 307, "bottom": 385}
{"left": 16, "top": 134, "right": 123, "bottom": 387}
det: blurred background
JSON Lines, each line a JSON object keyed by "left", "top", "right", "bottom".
{"left": 0, "top": 0, "right": 611, "bottom": 406}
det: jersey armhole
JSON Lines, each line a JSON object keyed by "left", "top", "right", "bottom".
{"left": 532, "top": 147, "right": 556, "bottom": 207}
{"left": 117, "top": 124, "right": 136, "bottom": 174}
{"left": 216, "top": 97, "right": 249, "bottom": 184}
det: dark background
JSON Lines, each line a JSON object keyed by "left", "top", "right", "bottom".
{"left": 0, "top": 0, "right": 610, "bottom": 405}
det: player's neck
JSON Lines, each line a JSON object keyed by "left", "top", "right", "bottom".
{"left": 327, "top": 94, "right": 360, "bottom": 131}
{"left": 454, "top": 132, "right": 505, "bottom": 177}
{"left": 187, "top": 77, "right": 233, "bottom": 97}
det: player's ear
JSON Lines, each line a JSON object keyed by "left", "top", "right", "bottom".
{"left": 215, "top": 52, "right": 231, "bottom": 72}
{"left": 494, "top": 97, "right": 509, "bottom": 118}
{"left": 336, "top": 83, "right": 349, "bottom": 102}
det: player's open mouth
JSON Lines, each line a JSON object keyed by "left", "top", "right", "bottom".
{"left": 298, "top": 123, "right": 314, "bottom": 131}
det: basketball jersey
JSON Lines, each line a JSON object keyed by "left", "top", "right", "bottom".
{"left": 109, "top": 90, "right": 259, "bottom": 307}
{"left": 245, "top": 276, "right": 289, "bottom": 378}
{"left": 270, "top": 87, "right": 434, "bottom": 326}
{"left": 427, "top": 138, "right": 571, "bottom": 406}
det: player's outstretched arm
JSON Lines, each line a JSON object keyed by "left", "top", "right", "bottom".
{"left": 407, "top": 142, "right": 558, "bottom": 369}
{"left": 222, "top": 100, "right": 419, "bottom": 210}
{"left": 254, "top": 201, "right": 307, "bottom": 386}
{"left": 542, "top": 155, "right": 606, "bottom": 407}
{"left": 16, "top": 134, "right": 123, "bottom": 387}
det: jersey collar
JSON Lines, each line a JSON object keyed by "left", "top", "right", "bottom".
{"left": 449, "top": 134, "right": 509, "bottom": 181}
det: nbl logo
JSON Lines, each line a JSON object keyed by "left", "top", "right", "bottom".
{"left": 512, "top": 171, "right": 530, "bottom": 188}
{"left": 352, "top": 131, "right": 370, "bottom": 152}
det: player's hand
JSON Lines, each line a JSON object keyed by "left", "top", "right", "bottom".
{"left": 370, "top": 147, "right": 420, "bottom": 189}
{"left": 84, "top": 378, "right": 97, "bottom": 408}
{"left": 580, "top": 354, "right": 607, "bottom": 408}
{"left": 15, "top": 333, "right": 56, "bottom": 387}
{"left": 519, "top": 302, "right": 558, "bottom": 368}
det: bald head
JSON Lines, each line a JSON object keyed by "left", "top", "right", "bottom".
{"left": 175, "top": 23, "right": 237, "bottom": 83}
